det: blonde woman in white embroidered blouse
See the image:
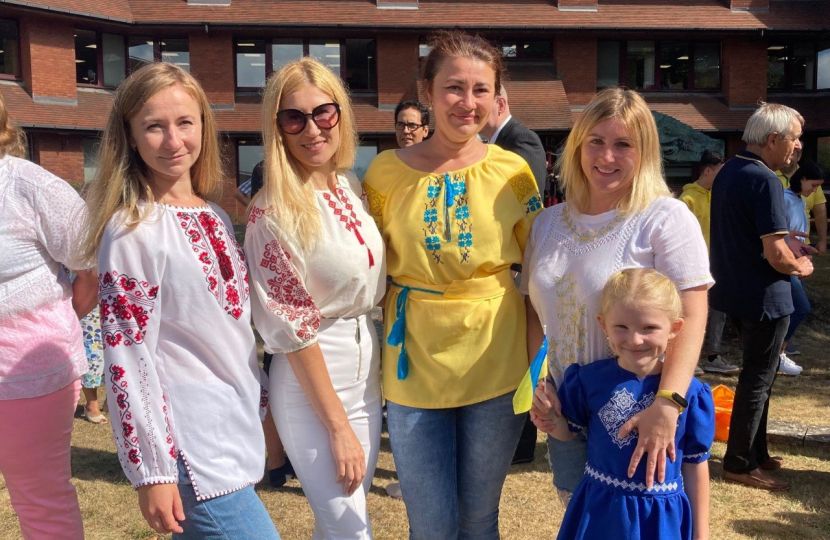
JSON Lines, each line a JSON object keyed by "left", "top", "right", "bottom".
{"left": 83, "top": 63, "right": 279, "bottom": 539}
{"left": 245, "top": 58, "right": 385, "bottom": 539}
{"left": 526, "top": 87, "right": 712, "bottom": 506}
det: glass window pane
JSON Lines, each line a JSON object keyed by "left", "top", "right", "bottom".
{"left": 501, "top": 42, "right": 517, "bottom": 58}
{"left": 693, "top": 43, "right": 720, "bottom": 90}
{"left": 767, "top": 45, "right": 786, "bottom": 89}
{"left": 102, "top": 33, "right": 125, "bottom": 87}
{"left": 75, "top": 30, "right": 98, "bottom": 84}
{"left": 162, "top": 39, "right": 190, "bottom": 72}
{"left": 523, "top": 40, "right": 552, "bottom": 60}
{"left": 83, "top": 136, "right": 100, "bottom": 183}
{"left": 818, "top": 45, "right": 830, "bottom": 90}
{"left": 237, "top": 142, "right": 264, "bottom": 187}
{"left": 0, "top": 20, "right": 19, "bottom": 77}
{"left": 817, "top": 136, "right": 830, "bottom": 175}
{"left": 129, "top": 37, "right": 154, "bottom": 74}
{"left": 352, "top": 142, "right": 378, "bottom": 181}
{"left": 309, "top": 41, "right": 340, "bottom": 74}
{"left": 345, "top": 39, "right": 376, "bottom": 91}
{"left": 791, "top": 42, "right": 815, "bottom": 90}
{"left": 236, "top": 39, "right": 266, "bottom": 88}
{"left": 627, "top": 41, "right": 656, "bottom": 90}
{"left": 419, "top": 41, "right": 431, "bottom": 58}
{"left": 659, "top": 42, "right": 689, "bottom": 90}
{"left": 597, "top": 42, "right": 620, "bottom": 88}
{"left": 272, "top": 39, "right": 303, "bottom": 72}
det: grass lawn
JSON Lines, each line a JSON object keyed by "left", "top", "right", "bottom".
{"left": 2, "top": 251, "right": 829, "bottom": 539}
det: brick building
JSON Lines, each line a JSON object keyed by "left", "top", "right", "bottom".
{"left": 0, "top": 0, "right": 827, "bottom": 220}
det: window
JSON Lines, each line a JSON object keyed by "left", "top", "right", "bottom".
{"left": 498, "top": 39, "right": 552, "bottom": 61}
{"left": 237, "top": 140, "right": 264, "bottom": 187}
{"left": 599, "top": 41, "right": 720, "bottom": 91}
{"left": 0, "top": 20, "right": 20, "bottom": 78}
{"left": 75, "top": 30, "right": 126, "bottom": 86}
{"left": 128, "top": 38, "right": 190, "bottom": 74}
{"left": 83, "top": 136, "right": 100, "bottom": 183}
{"left": 234, "top": 38, "right": 377, "bottom": 92}
{"left": 353, "top": 141, "right": 378, "bottom": 181}
{"left": 768, "top": 43, "right": 830, "bottom": 91}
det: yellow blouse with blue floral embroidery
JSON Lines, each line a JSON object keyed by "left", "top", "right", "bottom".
{"left": 364, "top": 145, "right": 542, "bottom": 408}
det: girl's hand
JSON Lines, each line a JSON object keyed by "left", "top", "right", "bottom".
{"left": 137, "top": 484, "right": 185, "bottom": 534}
{"left": 618, "top": 399, "right": 680, "bottom": 488}
{"left": 530, "top": 409, "right": 557, "bottom": 435}
{"left": 329, "top": 425, "right": 366, "bottom": 495}
{"left": 532, "top": 380, "right": 561, "bottom": 418}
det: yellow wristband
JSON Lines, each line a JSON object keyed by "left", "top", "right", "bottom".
{"left": 656, "top": 390, "right": 687, "bottom": 413}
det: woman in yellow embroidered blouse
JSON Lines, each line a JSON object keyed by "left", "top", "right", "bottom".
{"left": 363, "top": 31, "right": 541, "bottom": 540}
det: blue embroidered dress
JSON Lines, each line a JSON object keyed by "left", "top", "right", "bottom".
{"left": 556, "top": 358, "right": 715, "bottom": 540}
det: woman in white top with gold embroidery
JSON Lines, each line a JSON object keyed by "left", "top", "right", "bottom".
{"left": 245, "top": 58, "right": 385, "bottom": 540}
{"left": 526, "top": 87, "right": 713, "bottom": 507}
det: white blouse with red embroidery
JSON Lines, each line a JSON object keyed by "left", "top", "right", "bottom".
{"left": 98, "top": 202, "right": 265, "bottom": 500}
{"left": 245, "top": 173, "right": 385, "bottom": 354}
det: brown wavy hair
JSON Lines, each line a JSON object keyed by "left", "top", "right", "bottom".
{"left": 0, "top": 93, "right": 27, "bottom": 159}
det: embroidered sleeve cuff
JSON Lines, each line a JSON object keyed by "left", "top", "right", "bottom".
{"left": 133, "top": 476, "right": 178, "bottom": 489}
{"left": 282, "top": 337, "right": 319, "bottom": 354}
{"left": 567, "top": 419, "right": 584, "bottom": 433}
{"left": 682, "top": 451, "right": 711, "bottom": 463}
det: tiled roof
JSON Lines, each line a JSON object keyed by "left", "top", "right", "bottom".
{"left": 7, "top": 0, "right": 830, "bottom": 31}
{"left": 416, "top": 78, "right": 574, "bottom": 131}
{"left": 0, "top": 82, "right": 112, "bottom": 130}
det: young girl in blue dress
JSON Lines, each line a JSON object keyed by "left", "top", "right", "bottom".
{"left": 537, "top": 268, "right": 714, "bottom": 540}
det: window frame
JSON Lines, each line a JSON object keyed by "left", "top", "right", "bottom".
{"left": 598, "top": 40, "right": 722, "bottom": 92}
{"left": 234, "top": 37, "right": 377, "bottom": 94}
{"left": 767, "top": 42, "right": 830, "bottom": 92}
{"left": 128, "top": 37, "right": 191, "bottom": 75}
{"left": 235, "top": 138, "right": 265, "bottom": 188}
{"left": 497, "top": 39, "right": 554, "bottom": 62}
{"left": 0, "top": 18, "right": 21, "bottom": 80}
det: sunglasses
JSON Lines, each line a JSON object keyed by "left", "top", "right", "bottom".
{"left": 276, "top": 103, "right": 341, "bottom": 135}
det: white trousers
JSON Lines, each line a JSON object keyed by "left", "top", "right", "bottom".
{"left": 269, "top": 314, "right": 382, "bottom": 540}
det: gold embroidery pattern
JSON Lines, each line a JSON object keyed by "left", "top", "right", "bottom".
{"left": 548, "top": 274, "right": 587, "bottom": 382}
{"left": 561, "top": 206, "right": 626, "bottom": 245}
{"left": 508, "top": 167, "right": 538, "bottom": 205}
{"left": 364, "top": 183, "right": 386, "bottom": 225}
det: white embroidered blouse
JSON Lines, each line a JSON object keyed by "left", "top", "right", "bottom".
{"left": 98, "top": 202, "right": 265, "bottom": 500}
{"left": 245, "top": 173, "right": 385, "bottom": 354}
{"left": 0, "top": 155, "right": 89, "bottom": 400}
{"left": 521, "top": 196, "right": 714, "bottom": 386}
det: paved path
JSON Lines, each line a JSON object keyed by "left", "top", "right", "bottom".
{"left": 768, "top": 420, "right": 830, "bottom": 447}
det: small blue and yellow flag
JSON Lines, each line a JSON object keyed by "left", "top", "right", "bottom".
{"left": 512, "top": 334, "right": 549, "bottom": 414}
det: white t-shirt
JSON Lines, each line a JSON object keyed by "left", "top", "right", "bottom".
{"left": 245, "top": 173, "right": 385, "bottom": 355}
{"left": 99, "top": 202, "right": 265, "bottom": 500}
{"left": 521, "top": 196, "right": 713, "bottom": 385}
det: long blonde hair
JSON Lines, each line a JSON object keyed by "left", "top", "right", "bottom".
{"left": 259, "top": 57, "right": 357, "bottom": 251}
{"left": 0, "top": 93, "right": 26, "bottom": 159}
{"left": 601, "top": 268, "right": 683, "bottom": 321}
{"left": 82, "top": 62, "right": 223, "bottom": 264}
{"left": 558, "top": 87, "right": 670, "bottom": 216}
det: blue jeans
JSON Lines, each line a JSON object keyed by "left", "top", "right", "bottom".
{"left": 546, "top": 431, "right": 588, "bottom": 494}
{"left": 386, "top": 392, "right": 524, "bottom": 540}
{"left": 173, "top": 459, "right": 280, "bottom": 540}
{"left": 785, "top": 276, "right": 810, "bottom": 342}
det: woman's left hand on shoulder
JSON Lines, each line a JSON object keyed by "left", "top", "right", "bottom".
{"left": 618, "top": 399, "right": 680, "bottom": 487}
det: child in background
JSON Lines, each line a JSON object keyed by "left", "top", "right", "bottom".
{"left": 535, "top": 268, "right": 714, "bottom": 540}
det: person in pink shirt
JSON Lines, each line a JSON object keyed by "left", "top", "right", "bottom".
{"left": 0, "top": 93, "right": 97, "bottom": 540}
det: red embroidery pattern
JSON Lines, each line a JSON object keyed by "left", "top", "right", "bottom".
{"left": 322, "top": 188, "right": 375, "bottom": 267}
{"left": 248, "top": 206, "right": 266, "bottom": 225}
{"left": 260, "top": 240, "right": 321, "bottom": 341}
{"left": 99, "top": 272, "right": 159, "bottom": 348}
{"left": 162, "top": 395, "right": 177, "bottom": 460}
{"left": 177, "top": 211, "right": 250, "bottom": 320}
{"left": 109, "top": 363, "right": 143, "bottom": 470}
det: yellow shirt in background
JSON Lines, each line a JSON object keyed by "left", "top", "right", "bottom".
{"left": 679, "top": 182, "right": 711, "bottom": 249}
{"left": 364, "top": 145, "right": 541, "bottom": 408}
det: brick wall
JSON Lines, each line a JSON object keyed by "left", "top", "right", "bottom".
{"left": 555, "top": 36, "right": 596, "bottom": 106}
{"left": 33, "top": 132, "right": 84, "bottom": 185}
{"left": 217, "top": 136, "right": 247, "bottom": 223}
{"left": 19, "top": 15, "right": 76, "bottom": 102}
{"left": 377, "top": 35, "right": 419, "bottom": 108}
{"left": 190, "top": 30, "right": 235, "bottom": 107}
{"left": 722, "top": 38, "right": 766, "bottom": 107}
{"left": 725, "top": 133, "right": 745, "bottom": 158}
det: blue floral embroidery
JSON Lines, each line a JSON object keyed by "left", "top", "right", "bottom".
{"left": 525, "top": 195, "right": 542, "bottom": 215}
{"left": 426, "top": 236, "right": 442, "bottom": 251}
{"left": 458, "top": 232, "right": 473, "bottom": 248}
{"left": 455, "top": 206, "right": 469, "bottom": 220}
{"left": 423, "top": 177, "right": 444, "bottom": 263}
{"left": 424, "top": 208, "right": 438, "bottom": 223}
{"left": 427, "top": 185, "right": 441, "bottom": 198}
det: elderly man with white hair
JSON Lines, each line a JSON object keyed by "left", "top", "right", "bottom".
{"left": 710, "top": 102, "right": 814, "bottom": 492}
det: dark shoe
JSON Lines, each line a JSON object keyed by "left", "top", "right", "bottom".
{"left": 511, "top": 455, "right": 534, "bottom": 465}
{"left": 268, "top": 466, "right": 287, "bottom": 489}
{"left": 723, "top": 469, "right": 790, "bottom": 491}
{"left": 760, "top": 456, "right": 784, "bottom": 471}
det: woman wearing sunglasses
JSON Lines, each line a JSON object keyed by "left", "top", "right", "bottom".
{"left": 245, "top": 57, "right": 385, "bottom": 539}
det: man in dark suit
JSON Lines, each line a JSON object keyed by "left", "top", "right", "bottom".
{"left": 481, "top": 87, "right": 546, "bottom": 465}
{"left": 480, "top": 87, "right": 548, "bottom": 193}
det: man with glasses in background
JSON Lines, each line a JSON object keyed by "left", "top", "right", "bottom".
{"left": 394, "top": 101, "right": 430, "bottom": 148}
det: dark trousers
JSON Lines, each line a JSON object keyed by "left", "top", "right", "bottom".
{"left": 723, "top": 314, "right": 789, "bottom": 474}
{"left": 512, "top": 415, "right": 537, "bottom": 463}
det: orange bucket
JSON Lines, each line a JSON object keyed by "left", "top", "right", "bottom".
{"left": 712, "top": 384, "right": 735, "bottom": 442}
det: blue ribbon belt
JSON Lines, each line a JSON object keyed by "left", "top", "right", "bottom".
{"left": 386, "top": 281, "right": 443, "bottom": 380}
